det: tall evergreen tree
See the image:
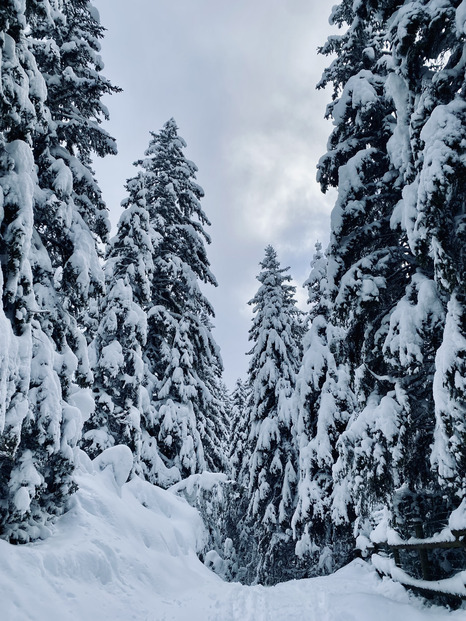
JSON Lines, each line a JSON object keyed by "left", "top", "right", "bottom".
{"left": 292, "top": 243, "right": 354, "bottom": 574}
{"left": 0, "top": 0, "right": 48, "bottom": 542}
{"left": 83, "top": 119, "right": 226, "bottom": 484}
{"left": 142, "top": 119, "right": 226, "bottom": 480}
{"left": 384, "top": 0, "right": 466, "bottom": 513}
{"left": 23, "top": 0, "right": 118, "bottom": 417}
{"left": 0, "top": 1, "right": 67, "bottom": 542}
{"left": 81, "top": 180, "right": 154, "bottom": 465}
{"left": 313, "top": 0, "right": 419, "bottom": 542}
{"left": 386, "top": 1, "right": 466, "bottom": 528}
{"left": 28, "top": 0, "right": 118, "bottom": 343}
{"left": 314, "top": 0, "right": 466, "bottom": 565}
{"left": 240, "top": 245, "right": 303, "bottom": 585}
{"left": 0, "top": 0, "right": 117, "bottom": 542}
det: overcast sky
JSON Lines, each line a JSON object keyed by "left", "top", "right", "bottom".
{"left": 92, "top": 0, "right": 337, "bottom": 388}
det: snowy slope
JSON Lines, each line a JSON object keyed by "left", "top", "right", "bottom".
{"left": 0, "top": 447, "right": 462, "bottom": 621}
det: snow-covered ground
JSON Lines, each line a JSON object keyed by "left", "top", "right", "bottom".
{"left": 0, "top": 448, "right": 463, "bottom": 621}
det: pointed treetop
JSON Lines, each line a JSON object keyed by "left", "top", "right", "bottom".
{"left": 250, "top": 245, "right": 295, "bottom": 309}
{"left": 146, "top": 117, "right": 190, "bottom": 161}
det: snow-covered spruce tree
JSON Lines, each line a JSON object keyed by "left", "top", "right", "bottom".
{"left": 25, "top": 0, "right": 119, "bottom": 442}
{"left": 0, "top": 0, "right": 85, "bottom": 542}
{"left": 80, "top": 175, "right": 155, "bottom": 469}
{"left": 121, "top": 119, "right": 226, "bottom": 483}
{"left": 313, "top": 0, "right": 424, "bottom": 546}
{"left": 293, "top": 242, "right": 331, "bottom": 448}
{"left": 205, "top": 375, "right": 230, "bottom": 474}
{"left": 303, "top": 241, "right": 328, "bottom": 313}
{"left": 229, "top": 378, "right": 250, "bottom": 484}
{"left": 0, "top": 0, "right": 44, "bottom": 542}
{"left": 27, "top": 0, "right": 118, "bottom": 343}
{"left": 29, "top": 0, "right": 119, "bottom": 506}
{"left": 317, "top": 0, "right": 466, "bottom": 566}
{"left": 224, "top": 377, "right": 250, "bottom": 561}
{"left": 239, "top": 245, "right": 304, "bottom": 585}
{"left": 375, "top": 0, "right": 466, "bottom": 550}
{"left": 291, "top": 243, "right": 354, "bottom": 575}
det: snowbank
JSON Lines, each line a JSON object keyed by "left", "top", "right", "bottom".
{"left": 1, "top": 449, "right": 213, "bottom": 621}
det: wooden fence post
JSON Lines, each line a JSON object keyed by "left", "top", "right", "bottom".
{"left": 413, "top": 521, "right": 430, "bottom": 580}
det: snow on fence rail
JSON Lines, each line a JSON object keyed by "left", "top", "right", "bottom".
{"left": 372, "top": 554, "right": 466, "bottom": 600}
{"left": 368, "top": 500, "right": 466, "bottom": 601}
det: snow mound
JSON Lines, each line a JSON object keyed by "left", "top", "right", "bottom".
{"left": 93, "top": 445, "right": 133, "bottom": 488}
{"left": 0, "top": 449, "right": 213, "bottom": 621}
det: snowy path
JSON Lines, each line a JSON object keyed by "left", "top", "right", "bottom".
{"left": 156, "top": 560, "right": 459, "bottom": 621}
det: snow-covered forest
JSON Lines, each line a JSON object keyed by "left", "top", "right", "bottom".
{"left": 0, "top": 0, "right": 465, "bottom": 618}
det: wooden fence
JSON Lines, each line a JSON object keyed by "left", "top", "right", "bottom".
{"left": 370, "top": 522, "right": 466, "bottom": 605}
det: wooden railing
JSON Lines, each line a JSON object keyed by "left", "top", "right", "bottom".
{"left": 370, "top": 523, "right": 466, "bottom": 603}
{"left": 389, "top": 524, "right": 466, "bottom": 581}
